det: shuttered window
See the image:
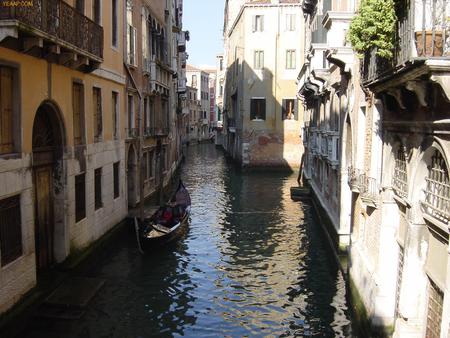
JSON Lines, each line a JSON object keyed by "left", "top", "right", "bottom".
{"left": 93, "top": 87, "right": 102, "bottom": 142}
{"left": 73, "top": 83, "right": 84, "bottom": 145}
{"left": 92, "top": 0, "right": 101, "bottom": 24}
{"left": 0, "top": 195, "right": 22, "bottom": 266}
{"left": 254, "top": 50, "right": 264, "bottom": 69}
{"left": 286, "top": 50, "right": 296, "bottom": 69}
{"left": 75, "top": 173, "right": 86, "bottom": 222}
{"left": 0, "top": 66, "right": 14, "bottom": 154}
{"left": 252, "top": 15, "right": 264, "bottom": 32}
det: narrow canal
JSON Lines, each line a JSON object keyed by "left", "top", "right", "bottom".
{"left": 21, "top": 144, "right": 353, "bottom": 337}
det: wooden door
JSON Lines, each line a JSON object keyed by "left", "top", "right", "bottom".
{"left": 34, "top": 166, "right": 53, "bottom": 270}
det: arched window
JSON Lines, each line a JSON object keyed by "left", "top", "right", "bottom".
{"left": 392, "top": 147, "right": 408, "bottom": 198}
{"left": 423, "top": 150, "right": 450, "bottom": 223}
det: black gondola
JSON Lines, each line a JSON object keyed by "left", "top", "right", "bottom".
{"left": 139, "top": 181, "right": 191, "bottom": 249}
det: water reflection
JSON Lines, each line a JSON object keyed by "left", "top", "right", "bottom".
{"left": 17, "top": 144, "right": 352, "bottom": 338}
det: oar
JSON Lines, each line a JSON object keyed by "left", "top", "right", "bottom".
{"left": 134, "top": 217, "right": 144, "bottom": 254}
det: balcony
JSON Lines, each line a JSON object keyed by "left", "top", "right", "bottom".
{"left": 151, "top": 126, "right": 169, "bottom": 137}
{"left": 177, "top": 30, "right": 189, "bottom": 52}
{"left": 358, "top": 174, "right": 380, "bottom": 208}
{"left": 361, "top": 0, "right": 450, "bottom": 85}
{"left": 0, "top": 0, "right": 103, "bottom": 72}
{"left": 177, "top": 77, "right": 187, "bottom": 93}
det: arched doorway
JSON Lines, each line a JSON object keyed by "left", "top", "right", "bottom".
{"left": 32, "top": 102, "right": 65, "bottom": 271}
{"left": 127, "top": 145, "right": 137, "bottom": 207}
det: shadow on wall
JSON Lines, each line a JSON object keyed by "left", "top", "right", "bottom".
{"left": 223, "top": 59, "right": 303, "bottom": 171}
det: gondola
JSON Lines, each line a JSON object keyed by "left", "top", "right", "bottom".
{"left": 139, "top": 180, "right": 191, "bottom": 249}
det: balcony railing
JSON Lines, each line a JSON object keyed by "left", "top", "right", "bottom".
{"left": 0, "top": 0, "right": 103, "bottom": 60}
{"left": 361, "top": 0, "right": 450, "bottom": 84}
{"left": 359, "top": 174, "right": 380, "bottom": 207}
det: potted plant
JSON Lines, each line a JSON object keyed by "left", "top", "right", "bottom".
{"left": 348, "top": 0, "right": 397, "bottom": 60}
{"left": 414, "top": 0, "right": 447, "bottom": 56}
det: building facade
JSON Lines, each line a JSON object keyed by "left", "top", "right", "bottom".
{"left": 186, "top": 65, "right": 210, "bottom": 142}
{"left": 299, "top": 0, "right": 450, "bottom": 336}
{"left": 124, "top": 0, "right": 188, "bottom": 208}
{"left": 223, "top": 0, "right": 304, "bottom": 168}
{"left": 0, "top": 0, "right": 127, "bottom": 314}
{"left": 0, "top": 0, "right": 187, "bottom": 315}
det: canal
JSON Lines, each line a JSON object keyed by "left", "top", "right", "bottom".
{"left": 19, "top": 144, "right": 353, "bottom": 337}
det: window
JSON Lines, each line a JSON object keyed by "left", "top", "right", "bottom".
{"left": 424, "top": 150, "right": 450, "bottom": 223}
{"left": 392, "top": 147, "right": 408, "bottom": 198}
{"left": 112, "top": 91, "right": 118, "bottom": 139}
{"left": 144, "top": 97, "right": 148, "bottom": 130}
{"left": 75, "top": 173, "right": 86, "bottom": 222}
{"left": 0, "top": 195, "right": 22, "bottom": 266}
{"left": 192, "top": 75, "right": 197, "bottom": 88}
{"left": 73, "top": 82, "right": 84, "bottom": 145}
{"left": 93, "top": 87, "right": 102, "bottom": 142}
{"left": 254, "top": 50, "right": 264, "bottom": 69}
{"left": 219, "top": 58, "right": 223, "bottom": 71}
{"left": 161, "top": 147, "right": 166, "bottom": 172}
{"left": 250, "top": 98, "right": 266, "bottom": 120}
{"left": 112, "top": 0, "right": 118, "bottom": 47}
{"left": 426, "top": 279, "right": 444, "bottom": 338}
{"left": 75, "top": 0, "right": 84, "bottom": 13}
{"left": 0, "top": 66, "right": 14, "bottom": 154}
{"left": 286, "top": 50, "right": 296, "bottom": 69}
{"left": 113, "top": 162, "right": 120, "bottom": 199}
{"left": 126, "top": 1, "right": 136, "bottom": 66}
{"left": 253, "top": 15, "right": 264, "bottom": 32}
{"left": 282, "top": 99, "right": 296, "bottom": 120}
{"left": 94, "top": 168, "right": 102, "bottom": 210}
{"left": 92, "top": 0, "right": 101, "bottom": 24}
{"left": 286, "top": 14, "right": 296, "bottom": 31}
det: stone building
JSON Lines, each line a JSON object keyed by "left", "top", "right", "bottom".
{"left": 183, "top": 85, "right": 202, "bottom": 144}
{"left": 0, "top": 0, "right": 127, "bottom": 314}
{"left": 0, "top": 0, "right": 187, "bottom": 315}
{"left": 299, "top": 0, "right": 450, "bottom": 336}
{"left": 186, "top": 65, "right": 210, "bottom": 142}
{"left": 223, "top": 0, "right": 304, "bottom": 168}
{"left": 124, "top": 0, "right": 187, "bottom": 208}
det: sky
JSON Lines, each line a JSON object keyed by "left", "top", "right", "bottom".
{"left": 183, "top": 0, "right": 225, "bottom": 69}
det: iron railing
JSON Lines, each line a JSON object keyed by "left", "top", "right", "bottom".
{"left": 0, "top": 0, "right": 103, "bottom": 59}
{"left": 126, "top": 128, "right": 139, "bottom": 139}
{"left": 361, "top": 0, "right": 449, "bottom": 83}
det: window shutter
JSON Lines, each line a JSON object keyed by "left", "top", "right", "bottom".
{"left": 0, "top": 67, "right": 13, "bottom": 154}
{"left": 260, "top": 16, "right": 264, "bottom": 31}
{"left": 127, "top": 24, "right": 131, "bottom": 64}
{"left": 133, "top": 26, "right": 137, "bottom": 65}
{"left": 252, "top": 16, "right": 256, "bottom": 32}
{"left": 261, "top": 99, "right": 266, "bottom": 120}
{"left": 294, "top": 100, "right": 299, "bottom": 119}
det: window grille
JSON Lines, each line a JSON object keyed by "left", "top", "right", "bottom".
{"left": 393, "top": 147, "right": 408, "bottom": 198}
{"left": 423, "top": 150, "right": 450, "bottom": 223}
{"left": 426, "top": 279, "right": 444, "bottom": 338}
{"left": 394, "top": 246, "right": 404, "bottom": 319}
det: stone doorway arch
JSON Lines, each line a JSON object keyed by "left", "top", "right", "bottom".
{"left": 32, "top": 101, "right": 66, "bottom": 272}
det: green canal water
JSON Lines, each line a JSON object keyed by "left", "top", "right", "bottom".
{"left": 19, "top": 144, "right": 353, "bottom": 337}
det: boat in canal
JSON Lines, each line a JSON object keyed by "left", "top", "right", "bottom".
{"left": 139, "top": 181, "right": 191, "bottom": 250}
